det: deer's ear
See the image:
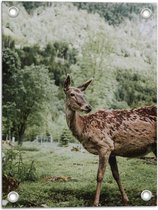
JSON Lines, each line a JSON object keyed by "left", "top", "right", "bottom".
{"left": 64, "top": 75, "right": 71, "bottom": 91}
{"left": 77, "top": 79, "right": 93, "bottom": 91}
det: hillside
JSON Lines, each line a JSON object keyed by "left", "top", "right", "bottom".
{"left": 2, "top": 3, "right": 108, "bottom": 48}
{"left": 2, "top": 3, "right": 156, "bottom": 71}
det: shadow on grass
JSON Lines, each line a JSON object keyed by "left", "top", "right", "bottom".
{"left": 8, "top": 186, "right": 156, "bottom": 208}
{"left": 47, "top": 186, "right": 157, "bottom": 207}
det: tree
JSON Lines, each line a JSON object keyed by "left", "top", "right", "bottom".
{"left": 17, "top": 45, "right": 41, "bottom": 68}
{"left": 115, "top": 70, "right": 156, "bottom": 107}
{"left": 41, "top": 42, "right": 77, "bottom": 86}
{"left": 73, "top": 3, "right": 156, "bottom": 25}
{"left": 2, "top": 48, "right": 21, "bottom": 140}
{"left": 22, "top": 2, "right": 44, "bottom": 14}
{"left": 15, "top": 65, "right": 58, "bottom": 144}
{"left": 71, "top": 32, "right": 115, "bottom": 109}
{"left": 59, "top": 128, "right": 76, "bottom": 146}
{"left": 2, "top": 50, "right": 57, "bottom": 144}
{"left": 2, "top": 35, "right": 15, "bottom": 50}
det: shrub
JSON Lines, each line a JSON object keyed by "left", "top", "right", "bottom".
{"left": 59, "top": 128, "right": 76, "bottom": 147}
{"left": 3, "top": 149, "right": 38, "bottom": 182}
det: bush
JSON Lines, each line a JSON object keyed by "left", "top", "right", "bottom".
{"left": 3, "top": 149, "right": 38, "bottom": 182}
{"left": 59, "top": 128, "right": 76, "bottom": 147}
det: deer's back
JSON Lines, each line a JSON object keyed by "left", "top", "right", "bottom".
{"left": 81, "top": 106, "right": 156, "bottom": 157}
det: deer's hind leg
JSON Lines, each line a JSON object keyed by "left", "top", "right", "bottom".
{"left": 109, "top": 155, "right": 129, "bottom": 205}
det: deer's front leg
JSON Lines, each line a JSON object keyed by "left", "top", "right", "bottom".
{"left": 93, "top": 149, "right": 111, "bottom": 207}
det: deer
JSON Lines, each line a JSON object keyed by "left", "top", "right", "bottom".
{"left": 64, "top": 75, "right": 157, "bottom": 206}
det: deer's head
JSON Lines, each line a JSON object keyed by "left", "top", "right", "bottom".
{"left": 64, "top": 75, "right": 92, "bottom": 113}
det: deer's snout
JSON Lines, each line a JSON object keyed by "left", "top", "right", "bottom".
{"left": 81, "top": 104, "right": 92, "bottom": 113}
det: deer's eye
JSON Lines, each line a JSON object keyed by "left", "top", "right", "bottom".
{"left": 70, "top": 93, "right": 75, "bottom": 97}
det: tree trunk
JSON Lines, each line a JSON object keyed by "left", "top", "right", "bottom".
{"left": 17, "top": 133, "right": 24, "bottom": 145}
{"left": 17, "top": 124, "right": 26, "bottom": 145}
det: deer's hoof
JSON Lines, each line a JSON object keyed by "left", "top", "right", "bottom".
{"left": 93, "top": 203, "right": 101, "bottom": 207}
{"left": 122, "top": 196, "right": 129, "bottom": 206}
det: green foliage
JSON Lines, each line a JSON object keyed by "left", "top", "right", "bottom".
{"left": 60, "top": 128, "right": 76, "bottom": 146}
{"left": 2, "top": 48, "right": 21, "bottom": 92}
{"left": 74, "top": 3, "right": 156, "bottom": 25}
{"left": 2, "top": 48, "right": 21, "bottom": 140}
{"left": 2, "top": 39, "right": 78, "bottom": 144}
{"left": 3, "top": 149, "right": 38, "bottom": 182}
{"left": 115, "top": 70, "right": 156, "bottom": 107}
{"left": 71, "top": 32, "right": 115, "bottom": 109}
{"left": 22, "top": 2, "right": 44, "bottom": 13}
{"left": 15, "top": 65, "right": 56, "bottom": 143}
{"left": 41, "top": 42, "right": 77, "bottom": 86}
{"left": 2, "top": 48, "right": 56, "bottom": 144}
{"left": 60, "top": 128, "right": 69, "bottom": 146}
{"left": 2, "top": 35, "right": 15, "bottom": 49}
{"left": 16, "top": 42, "right": 77, "bottom": 86}
{"left": 16, "top": 45, "right": 41, "bottom": 68}
{"left": 22, "top": 2, "right": 53, "bottom": 14}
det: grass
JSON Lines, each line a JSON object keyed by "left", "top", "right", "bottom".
{"left": 2, "top": 142, "right": 157, "bottom": 207}
{"left": 13, "top": 145, "right": 39, "bottom": 152}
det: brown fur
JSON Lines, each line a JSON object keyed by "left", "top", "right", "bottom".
{"left": 66, "top": 106, "right": 156, "bottom": 157}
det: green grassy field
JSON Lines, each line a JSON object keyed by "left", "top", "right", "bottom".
{"left": 3, "top": 142, "right": 157, "bottom": 207}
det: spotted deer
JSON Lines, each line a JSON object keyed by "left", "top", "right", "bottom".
{"left": 64, "top": 75, "right": 157, "bottom": 206}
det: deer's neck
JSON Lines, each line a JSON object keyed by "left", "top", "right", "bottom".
{"left": 65, "top": 104, "right": 84, "bottom": 140}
